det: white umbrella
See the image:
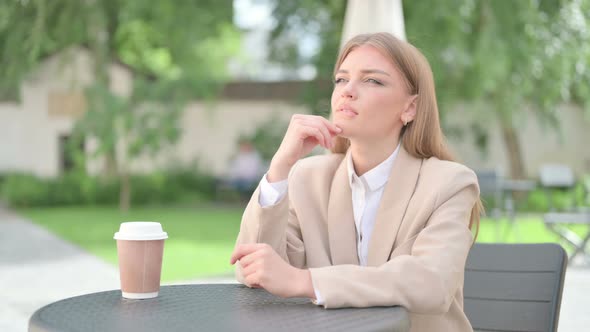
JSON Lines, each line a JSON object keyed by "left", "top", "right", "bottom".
{"left": 340, "top": 0, "right": 406, "bottom": 47}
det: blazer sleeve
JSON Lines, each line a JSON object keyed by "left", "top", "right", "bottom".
{"left": 234, "top": 166, "right": 306, "bottom": 283}
{"left": 309, "top": 168, "right": 479, "bottom": 314}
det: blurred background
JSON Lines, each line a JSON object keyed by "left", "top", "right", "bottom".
{"left": 1, "top": 0, "right": 589, "bottom": 331}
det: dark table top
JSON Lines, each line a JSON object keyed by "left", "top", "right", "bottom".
{"left": 29, "top": 284, "right": 410, "bottom": 332}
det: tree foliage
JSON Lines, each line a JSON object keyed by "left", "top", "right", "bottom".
{"left": 405, "top": 0, "right": 590, "bottom": 178}
{"left": 1, "top": 0, "right": 238, "bottom": 98}
{"left": 0, "top": 0, "right": 239, "bottom": 209}
{"left": 267, "top": 0, "right": 590, "bottom": 178}
{"left": 268, "top": 0, "right": 347, "bottom": 116}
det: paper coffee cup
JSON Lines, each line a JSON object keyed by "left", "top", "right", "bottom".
{"left": 114, "top": 222, "right": 167, "bottom": 299}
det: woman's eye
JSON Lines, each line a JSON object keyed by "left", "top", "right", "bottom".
{"left": 334, "top": 78, "right": 347, "bottom": 84}
{"left": 366, "top": 78, "right": 383, "bottom": 85}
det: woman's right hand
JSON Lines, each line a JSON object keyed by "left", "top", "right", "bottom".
{"left": 267, "top": 114, "right": 341, "bottom": 182}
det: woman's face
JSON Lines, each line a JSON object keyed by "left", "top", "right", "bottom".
{"left": 331, "top": 45, "right": 415, "bottom": 143}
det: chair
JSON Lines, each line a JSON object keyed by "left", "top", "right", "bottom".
{"left": 475, "top": 169, "right": 504, "bottom": 219}
{"left": 464, "top": 243, "right": 567, "bottom": 332}
{"left": 475, "top": 169, "right": 535, "bottom": 241}
{"left": 540, "top": 164, "right": 590, "bottom": 263}
{"left": 475, "top": 169, "right": 505, "bottom": 240}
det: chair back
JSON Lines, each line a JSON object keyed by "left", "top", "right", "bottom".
{"left": 475, "top": 169, "right": 502, "bottom": 195}
{"left": 475, "top": 169, "right": 504, "bottom": 218}
{"left": 539, "top": 164, "right": 580, "bottom": 212}
{"left": 464, "top": 243, "right": 567, "bottom": 332}
{"left": 539, "top": 164, "right": 575, "bottom": 188}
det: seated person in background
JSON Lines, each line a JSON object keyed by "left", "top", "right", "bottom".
{"left": 226, "top": 139, "right": 265, "bottom": 199}
{"left": 230, "top": 32, "right": 483, "bottom": 332}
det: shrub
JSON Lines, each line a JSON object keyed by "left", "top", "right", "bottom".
{"left": 130, "top": 172, "right": 178, "bottom": 204}
{"left": 244, "top": 115, "right": 288, "bottom": 161}
{"left": 94, "top": 177, "right": 120, "bottom": 205}
{"left": 1, "top": 174, "right": 51, "bottom": 207}
{"left": 525, "top": 189, "right": 549, "bottom": 212}
{"left": 49, "top": 172, "right": 92, "bottom": 205}
{"left": 525, "top": 182, "right": 588, "bottom": 212}
{"left": 0, "top": 164, "right": 219, "bottom": 207}
{"left": 168, "top": 168, "right": 217, "bottom": 200}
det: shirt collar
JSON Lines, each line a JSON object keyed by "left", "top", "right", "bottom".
{"left": 346, "top": 143, "right": 401, "bottom": 192}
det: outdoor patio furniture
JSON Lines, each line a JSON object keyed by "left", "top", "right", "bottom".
{"left": 28, "top": 284, "right": 410, "bottom": 332}
{"left": 540, "top": 164, "right": 590, "bottom": 264}
{"left": 475, "top": 169, "right": 505, "bottom": 241}
{"left": 475, "top": 169, "right": 504, "bottom": 220}
{"left": 464, "top": 243, "right": 567, "bottom": 332}
{"left": 475, "top": 169, "right": 535, "bottom": 240}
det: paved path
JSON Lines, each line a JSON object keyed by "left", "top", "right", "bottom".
{"left": 0, "top": 207, "right": 121, "bottom": 332}
{"left": 559, "top": 265, "right": 590, "bottom": 332}
{"left": 0, "top": 207, "right": 587, "bottom": 331}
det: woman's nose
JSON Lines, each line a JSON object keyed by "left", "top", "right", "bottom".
{"left": 341, "top": 82, "right": 357, "bottom": 100}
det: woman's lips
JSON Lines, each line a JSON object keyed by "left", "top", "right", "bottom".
{"left": 337, "top": 108, "right": 358, "bottom": 117}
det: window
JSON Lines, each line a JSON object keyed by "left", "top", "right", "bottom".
{"left": 59, "top": 135, "right": 84, "bottom": 173}
{"left": 48, "top": 92, "right": 86, "bottom": 118}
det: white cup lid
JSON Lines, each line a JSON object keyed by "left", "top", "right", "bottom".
{"left": 114, "top": 222, "right": 168, "bottom": 241}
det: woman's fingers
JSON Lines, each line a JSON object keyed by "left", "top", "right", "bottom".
{"left": 268, "top": 114, "right": 339, "bottom": 181}
{"left": 230, "top": 243, "right": 264, "bottom": 264}
{"left": 244, "top": 270, "right": 262, "bottom": 288}
{"left": 241, "top": 259, "right": 260, "bottom": 277}
{"left": 295, "top": 116, "right": 341, "bottom": 149}
{"left": 238, "top": 249, "right": 263, "bottom": 269}
{"left": 288, "top": 114, "right": 340, "bottom": 150}
{"left": 299, "top": 126, "right": 326, "bottom": 148}
{"left": 299, "top": 119, "right": 334, "bottom": 149}
{"left": 315, "top": 115, "right": 342, "bottom": 134}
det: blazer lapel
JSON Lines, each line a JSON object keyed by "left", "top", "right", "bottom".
{"left": 327, "top": 151, "right": 360, "bottom": 266}
{"left": 367, "top": 146, "right": 423, "bottom": 266}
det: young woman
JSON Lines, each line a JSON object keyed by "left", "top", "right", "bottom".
{"left": 230, "top": 32, "right": 482, "bottom": 332}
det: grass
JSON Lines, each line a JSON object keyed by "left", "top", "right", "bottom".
{"left": 20, "top": 206, "right": 588, "bottom": 282}
{"left": 20, "top": 205, "right": 244, "bottom": 282}
{"left": 477, "top": 216, "right": 588, "bottom": 246}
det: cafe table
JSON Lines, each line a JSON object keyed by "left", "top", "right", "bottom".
{"left": 29, "top": 283, "right": 410, "bottom": 332}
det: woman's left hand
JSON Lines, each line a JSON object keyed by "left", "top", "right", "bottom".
{"left": 230, "top": 243, "right": 315, "bottom": 299}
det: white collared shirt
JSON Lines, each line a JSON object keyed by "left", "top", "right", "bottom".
{"left": 345, "top": 144, "right": 400, "bottom": 266}
{"left": 257, "top": 143, "right": 401, "bottom": 304}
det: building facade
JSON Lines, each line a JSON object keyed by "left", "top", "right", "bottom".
{"left": 0, "top": 48, "right": 588, "bottom": 179}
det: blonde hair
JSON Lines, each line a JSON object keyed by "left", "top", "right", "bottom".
{"left": 331, "top": 32, "right": 483, "bottom": 239}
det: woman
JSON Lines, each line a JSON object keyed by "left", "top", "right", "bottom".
{"left": 230, "top": 32, "right": 482, "bottom": 332}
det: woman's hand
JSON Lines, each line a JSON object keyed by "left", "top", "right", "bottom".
{"left": 230, "top": 243, "right": 315, "bottom": 299}
{"left": 267, "top": 114, "right": 341, "bottom": 182}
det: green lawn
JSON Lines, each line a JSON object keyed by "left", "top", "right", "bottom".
{"left": 21, "top": 205, "right": 244, "bottom": 282}
{"left": 476, "top": 216, "right": 588, "bottom": 245}
{"left": 21, "top": 206, "right": 586, "bottom": 282}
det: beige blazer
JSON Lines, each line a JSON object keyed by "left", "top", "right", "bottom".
{"left": 235, "top": 146, "right": 479, "bottom": 332}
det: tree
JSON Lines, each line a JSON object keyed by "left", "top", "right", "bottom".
{"left": 0, "top": 0, "right": 240, "bottom": 210}
{"left": 266, "top": 0, "right": 590, "bottom": 179}
{"left": 267, "top": 0, "right": 347, "bottom": 117}
{"left": 404, "top": 0, "right": 590, "bottom": 179}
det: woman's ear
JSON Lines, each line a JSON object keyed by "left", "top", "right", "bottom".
{"left": 402, "top": 94, "right": 418, "bottom": 124}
